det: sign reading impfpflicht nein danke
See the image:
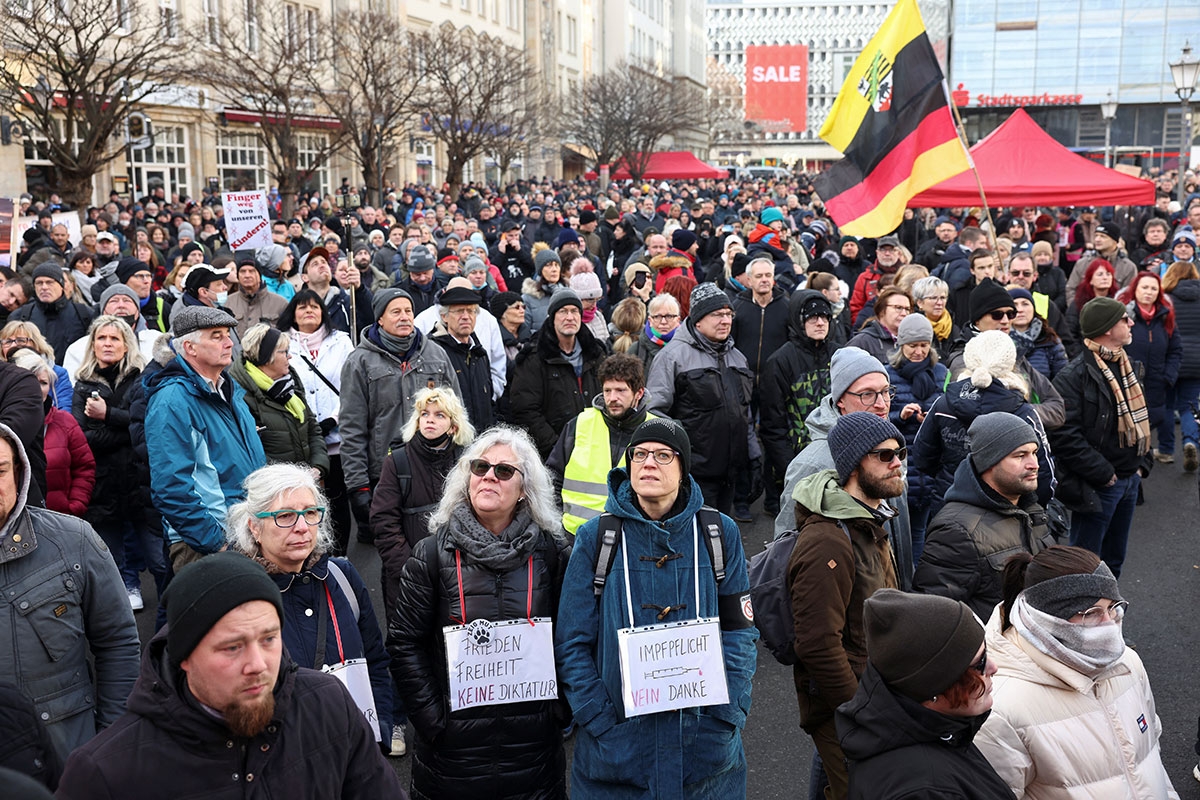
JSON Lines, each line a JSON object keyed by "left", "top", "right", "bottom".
{"left": 617, "top": 617, "right": 729, "bottom": 717}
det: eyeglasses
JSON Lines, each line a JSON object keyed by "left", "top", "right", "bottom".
{"left": 1009, "top": 269, "right": 1034, "bottom": 277}
{"left": 650, "top": 313, "right": 680, "bottom": 322}
{"left": 708, "top": 310, "right": 735, "bottom": 320}
{"left": 884, "top": 305, "right": 911, "bottom": 313}
{"left": 254, "top": 506, "right": 325, "bottom": 527}
{"left": 1074, "top": 600, "right": 1128, "bottom": 626}
{"left": 970, "top": 647, "right": 988, "bottom": 675}
{"left": 1, "top": 337, "right": 33, "bottom": 347}
{"left": 469, "top": 459, "right": 523, "bottom": 481}
{"left": 865, "top": 446, "right": 907, "bottom": 463}
{"left": 628, "top": 447, "right": 679, "bottom": 465}
{"left": 989, "top": 309, "right": 1018, "bottom": 321}
{"left": 922, "top": 295, "right": 948, "bottom": 303}
{"left": 844, "top": 386, "right": 897, "bottom": 405}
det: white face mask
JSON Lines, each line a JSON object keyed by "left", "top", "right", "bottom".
{"left": 214, "top": 291, "right": 228, "bottom": 307}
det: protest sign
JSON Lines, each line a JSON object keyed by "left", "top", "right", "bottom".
{"left": 616, "top": 617, "right": 729, "bottom": 717}
{"left": 222, "top": 191, "right": 272, "bottom": 251}
{"left": 443, "top": 617, "right": 557, "bottom": 711}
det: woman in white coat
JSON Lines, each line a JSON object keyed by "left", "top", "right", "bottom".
{"left": 976, "top": 545, "right": 1178, "bottom": 800}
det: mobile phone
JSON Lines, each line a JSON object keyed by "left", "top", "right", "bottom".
{"left": 90, "top": 391, "right": 100, "bottom": 400}
{"left": 723, "top": 225, "right": 734, "bottom": 233}
{"left": 633, "top": 272, "right": 648, "bottom": 289}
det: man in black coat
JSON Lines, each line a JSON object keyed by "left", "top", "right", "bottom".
{"left": 56, "top": 553, "right": 406, "bottom": 799}
{"left": 9, "top": 264, "right": 95, "bottom": 364}
{"left": 430, "top": 282, "right": 494, "bottom": 431}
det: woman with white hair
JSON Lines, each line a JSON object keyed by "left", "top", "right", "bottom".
{"left": 226, "top": 463, "right": 394, "bottom": 750}
{"left": 912, "top": 330, "right": 1053, "bottom": 517}
{"left": 626, "top": 292, "right": 681, "bottom": 376}
{"left": 72, "top": 315, "right": 163, "bottom": 610}
{"left": 390, "top": 425, "right": 569, "bottom": 800}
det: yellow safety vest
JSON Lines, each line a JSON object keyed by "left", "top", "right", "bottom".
{"left": 560, "top": 408, "right": 656, "bottom": 535}
{"left": 1032, "top": 291, "right": 1049, "bottom": 319}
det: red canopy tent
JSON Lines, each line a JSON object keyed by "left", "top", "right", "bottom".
{"left": 908, "top": 108, "right": 1155, "bottom": 208}
{"left": 584, "top": 151, "right": 729, "bottom": 181}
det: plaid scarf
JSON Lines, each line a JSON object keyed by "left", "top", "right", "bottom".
{"left": 1084, "top": 338, "right": 1150, "bottom": 455}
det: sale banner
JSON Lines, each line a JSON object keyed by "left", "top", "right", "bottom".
{"left": 744, "top": 44, "right": 809, "bottom": 133}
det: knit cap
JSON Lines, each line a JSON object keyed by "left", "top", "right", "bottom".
{"left": 864, "top": 588, "right": 984, "bottom": 701}
{"left": 569, "top": 271, "right": 603, "bottom": 300}
{"left": 671, "top": 229, "right": 697, "bottom": 251}
{"left": 895, "top": 313, "right": 933, "bottom": 346}
{"left": 760, "top": 207, "right": 785, "bottom": 226}
{"left": 968, "top": 412, "right": 1037, "bottom": 473}
{"left": 830, "top": 346, "right": 888, "bottom": 406}
{"left": 828, "top": 411, "right": 904, "bottom": 486}
{"left": 406, "top": 244, "right": 435, "bottom": 272}
{"left": 688, "top": 282, "right": 731, "bottom": 324}
{"left": 31, "top": 264, "right": 64, "bottom": 286}
{"left": 1007, "top": 287, "right": 1034, "bottom": 305}
{"left": 962, "top": 330, "right": 1018, "bottom": 390}
{"left": 546, "top": 288, "right": 582, "bottom": 321}
{"left": 535, "top": 248, "right": 561, "bottom": 277}
{"left": 100, "top": 284, "right": 140, "bottom": 312}
{"left": 627, "top": 417, "right": 692, "bottom": 476}
{"left": 115, "top": 256, "right": 152, "bottom": 284}
{"left": 968, "top": 279, "right": 1015, "bottom": 324}
{"left": 163, "top": 552, "right": 284, "bottom": 666}
{"left": 1022, "top": 559, "right": 1124, "bottom": 620}
{"left": 1079, "top": 297, "right": 1127, "bottom": 339}
{"left": 489, "top": 291, "right": 522, "bottom": 319}
{"left": 372, "top": 287, "right": 414, "bottom": 320}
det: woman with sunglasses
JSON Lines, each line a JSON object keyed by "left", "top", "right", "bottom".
{"left": 1064, "top": 259, "right": 1117, "bottom": 357}
{"left": 836, "top": 589, "right": 1011, "bottom": 800}
{"left": 391, "top": 425, "right": 569, "bottom": 799}
{"left": 226, "top": 463, "right": 394, "bottom": 750}
{"left": 976, "top": 546, "right": 1178, "bottom": 799}
{"left": 913, "top": 330, "right": 1053, "bottom": 518}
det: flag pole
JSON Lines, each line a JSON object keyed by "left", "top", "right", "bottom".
{"left": 945, "top": 82, "right": 1001, "bottom": 257}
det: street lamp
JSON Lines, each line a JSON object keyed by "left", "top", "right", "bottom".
{"left": 1100, "top": 91, "right": 1118, "bottom": 168}
{"left": 1169, "top": 42, "right": 1200, "bottom": 204}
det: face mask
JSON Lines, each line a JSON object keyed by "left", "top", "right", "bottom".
{"left": 214, "top": 291, "right": 228, "bottom": 306}
{"left": 119, "top": 314, "right": 138, "bottom": 329}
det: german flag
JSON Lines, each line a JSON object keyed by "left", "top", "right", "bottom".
{"left": 813, "top": 0, "right": 969, "bottom": 237}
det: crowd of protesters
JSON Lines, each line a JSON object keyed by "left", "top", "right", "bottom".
{"left": 1, "top": 167, "right": 1197, "bottom": 799}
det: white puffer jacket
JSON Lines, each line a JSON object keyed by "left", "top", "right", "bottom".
{"left": 975, "top": 608, "right": 1178, "bottom": 800}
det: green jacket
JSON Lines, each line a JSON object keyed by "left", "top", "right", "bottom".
{"left": 229, "top": 360, "right": 330, "bottom": 478}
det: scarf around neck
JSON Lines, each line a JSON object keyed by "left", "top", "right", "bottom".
{"left": 445, "top": 502, "right": 543, "bottom": 572}
{"left": 1084, "top": 338, "right": 1150, "bottom": 455}
{"left": 645, "top": 321, "right": 676, "bottom": 348}
{"left": 245, "top": 360, "right": 307, "bottom": 423}
{"left": 1011, "top": 594, "right": 1125, "bottom": 678}
{"left": 929, "top": 309, "right": 954, "bottom": 341}
{"left": 1010, "top": 317, "right": 1043, "bottom": 359}
{"left": 290, "top": 326, "right": 328, "bottom": 360}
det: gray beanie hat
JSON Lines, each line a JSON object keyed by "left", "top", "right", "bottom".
{"left": 255, "top": 244, "right": 289, "bottom": 274}
{"left": 406, "top": 244, "right": 435, "bottom": 272}
{"left": 546, "top": 288, "right": 583, "bottom": 321}
{"left": 176, "top": 222, "right": 195, "bottom": 241}
{"left": 830, "top": 346, "right": 889, "bottom": 406}
{"left": 100, "top": 284, "right": 140, "bottom": 312}
{"left": 534, "top": 248, "right": 561, "bottom": 277}
{"left": 968, "top": 411, "right": 1037, "bottom": 473}
{"left": 828, "top": 411, "right": 904, "bottom": 485}
{"left": 372, "top": 287, "right": 414, "bottom": 320}
{"left": 864, "top": 588, "right": 985, "bottom": 701}
{"left": 689, "top": 282, "right": 731, "bottom": 324}
{"left": 1021, "top": 559, "right": 1123, "bottom": 620}
{"left": 32, "top": 263, "right": 65, "bottom": 286}
{"left": 896, "top": 313, "right": 934, "bottom": 346}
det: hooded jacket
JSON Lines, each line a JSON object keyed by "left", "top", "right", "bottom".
{"left": 945, "top": 326, "right": 1066, "bottom": 430}
{"left": 0, "top": 424, "right": 139, "bottom": 764}
{"left": 936, "top": 242, "right": 975, "bottom": 292}
{"left": 731, "top": 285, "right": 790, "bottom": 383}
{"left": 554, "top": 471, "right": 757, "bottom": 799}
{"left": 507, "top": 322, "right": 606, "bottom": 457}
{"left": 773, "top": 399, "right": 915, "bottom": 589}
{"left": 975, "top": 610, "right": 1179, "bottom": 800}
{"left": 835, "top": 664, "right": 1013, "bottom": 800}
{"left": 760, "top": 289, "right": 833, "bottom": 477}
{"left": 145, "top": 348, "right": 266, "bottom": 554}
{"left": 338, "top": 325, "right": 460, "bottom": 491}
{"left": 912, "top": 377, "right": 1054, "bottom": 511}
{"left": 913, "top": 458, "right": 1055, "bottom": 619}
{"left": 1166, "top": 278, "right": 1200, "bottom": 379}
{"left": 787, "top": 470, "right": 900, "bottom": 731}
{"left": 645, "top": 321, "right": 760, "bottom": 478}
{"left": 56, "top": 630, "right": 406, "bottom": 800}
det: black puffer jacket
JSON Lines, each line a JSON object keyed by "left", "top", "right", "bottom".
{"left": 72, "top": 367, "right": 141, "bottom": 526}
{"left": 507, "top": 323, "right": 606, "bottom": 457}
{"left": 56, "top": 631, "right": 405, "bottom": 800}
{"left": 228, "top": 360, "right": 331, "bottom": 477}
{"left": 390, "top": 519, "right": 570, "bottom": 800}
{"left": 760, "top": 290, "right": 833, "bottom": 476}
{"left": 835, "top": 664, "right": 1013, "bottom": 800}
{"left": 1166, "top": 279, "right": 1200, "bottom": 380}
{"left": 913, "top": 458, "right": 1055, "bottom": 620}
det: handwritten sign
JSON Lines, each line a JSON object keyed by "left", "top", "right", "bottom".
{"left": 10, "top": 211, "right": 81, "bottom": 257}
{"left": 443, "top": 617, "right": 557, "bottom": 712}
{"left": 222, "top": 191, "right": 272, "bottom": 251}
{"left": 322, "top": 657, "right": 381, "bottom": 741}
{"left": 616, "top": 617, "right": 728, "bottom": 717}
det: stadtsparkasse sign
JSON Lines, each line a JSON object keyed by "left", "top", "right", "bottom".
{"left": 950, "top": 83, "right": 1082, "bottom": 108}
{"left": 744, "top": 44, "right": 809, "bottom": 133}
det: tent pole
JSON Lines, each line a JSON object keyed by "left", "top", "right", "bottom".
{"left": 946, "top": 85, "right": 1001, "bottom": 256}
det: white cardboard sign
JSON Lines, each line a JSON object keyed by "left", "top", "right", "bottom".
{"left": 222, "top": 190, "right": 272, "bottom": 250}
{"left": 443, "top": 617, "right": 558, "bottom": 711}
{"left": 322, "top": 657, "right": 381, "bottom": 741}
{"left": 616, "top": 617, "right": 729, "bottom": 717}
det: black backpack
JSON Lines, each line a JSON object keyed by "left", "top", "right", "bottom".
{"left": 748, "top": 521, "right": 850, "bottom": 665}
{"left": 591, "top": 508, "right": 726, "bottom": 598}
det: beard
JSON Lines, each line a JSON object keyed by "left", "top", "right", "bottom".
{"left": 858, "top": 469, "right": 905, "bottom": 500}
{"left": 224, "top": 691, "right": 276, "bottom": 738}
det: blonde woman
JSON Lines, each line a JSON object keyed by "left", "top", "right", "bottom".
{"left": 0, "top": 320, "right": 73, "bottom": 410}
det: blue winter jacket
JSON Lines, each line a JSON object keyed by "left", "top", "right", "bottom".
{"left": 270, "top": 554, "right": 393, "bottom": 742}
{"left": 555, "top": 470, "right": 757, "bottom": 800}
{"left": 145, "top": 352, "right": 266, "bottom": 554}
{"left": 886, "top": 359, "right": 948, "bottom": 506}
{"left": 1126, "top": 300, "right": 1182, "bottom": 409}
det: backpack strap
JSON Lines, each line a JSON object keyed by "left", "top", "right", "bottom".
{"left": 697, "top": 507, "right": 726, "bottom": 584}
{"left": 593, "top": 513, "right": 623, "bottom": 598}
{"left": 326, "top": 558, "right": 360, "bottom": 623}
{"left": 389, "top": 444, "right": 412, "bottom": 505}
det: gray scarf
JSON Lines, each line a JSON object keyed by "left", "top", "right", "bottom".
{"left": 378, "top": 327, "right": 416, "bottom": 357}
{"left": 445, "top": 502, "right": 543, "bottom": 572}
{"left": 1011, "top": 594, "right": 1125, "bottom": 678}
{"left": 561, "top": 338, "right": 583, "bottom": 376}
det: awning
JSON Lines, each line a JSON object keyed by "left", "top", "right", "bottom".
{"left": 584, "top": 151, "right": 729, "bottom": 181}
{"left": 221, "top": 108, "right": 341, "bottom": 131}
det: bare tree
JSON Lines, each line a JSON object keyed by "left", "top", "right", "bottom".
{"left": 562, "top": 69, "right": 634, "bottom": 172}
{"left": 314, "top": 12, "right": 421, "bottom": 206}
{"left": 487, "top": 86, "right": 554, "bottom": 185}
{"left": 707, "top": 57, "right": 746, "bottom": 145}
{"left": 201, "top": 0, "right": 348, "bottom": 218}
{"left": 0, "top": 0, "right": 184, "bottom": 212}
{"left": 413, "top": 25, "right": 541, "bottom": 197}
{"left": 616, "top": 66, "right": 706, "bottom": 181}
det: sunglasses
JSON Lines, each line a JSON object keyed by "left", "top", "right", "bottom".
{"left": 988, "top": 309, "right": 1018, "bottom": 321}
{"left": 970, "top": 646, "right": 988, "bottom": 675}
{"left": 865, "top": 446, "right": 907, "bottom": 463}
{"left": 468, "top": 459, "right": 523, "bottom": 481}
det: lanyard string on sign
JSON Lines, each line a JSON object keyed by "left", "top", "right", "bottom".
{"left": 620, "top": 518, "right": 701, "bottom": 629}
{"left": 454, "top": 550, "right": 536, "bottom": 626}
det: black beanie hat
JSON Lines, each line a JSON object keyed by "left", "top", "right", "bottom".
{"left": 968, "top": 278, "right": 1015, "bottom": 324}
{"left": 163, "top": 552, "right": 284, "bottom": 666}
{"left": 546, "top": 288, "right": 583, "bottom": 321}
{"left": 864, "top": 588, "right": 984, "bottom": 701}
{"left": 489, "top": 291, "right": 522, "bottom": 319}
{"left": 627, "top": 417, "right": 692, "bottom": 476}
{"left": 115, "top": 256, "right": 152, "bottom": 285}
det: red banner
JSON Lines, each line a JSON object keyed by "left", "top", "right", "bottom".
{"left": 744, "top": 44, "right": 809, "bottom": 133}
